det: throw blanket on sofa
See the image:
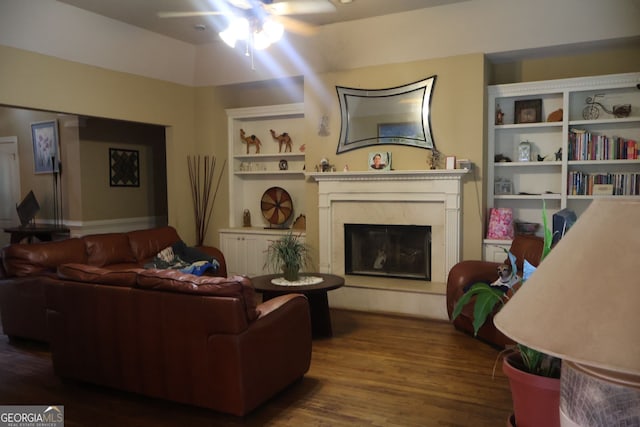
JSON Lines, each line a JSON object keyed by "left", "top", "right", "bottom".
{"left": 145, "top": 240, "right": 220, "bottom": 276}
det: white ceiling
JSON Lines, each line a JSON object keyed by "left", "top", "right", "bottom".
{"left": 56, "top": 0, "right": 469, "bottom": 45}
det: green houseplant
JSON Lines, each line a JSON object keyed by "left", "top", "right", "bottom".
{"left": 265, "top": 232, "right": 311, "bottom": 282}
{"left": 452, "top": 203, "right": 561, "bottom": 426}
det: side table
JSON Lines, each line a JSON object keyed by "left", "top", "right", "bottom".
{"left": 3, "top": 225, "right": 70, "bottom": 244}
{"left": 251, "top": 273, "right": 344, "bottom": 338}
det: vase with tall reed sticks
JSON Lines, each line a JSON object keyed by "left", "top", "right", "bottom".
{"left": 187, "top": 155, "right": 226, "bottom": 246}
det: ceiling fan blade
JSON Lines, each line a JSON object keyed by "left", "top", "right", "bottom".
{"left": 157, "top": 11, "right": 226, "bottom": 19}
{"left": 272, "top": 15, "right": 319, "bottom": 36}
{"left": 226, "top": 0, "right": 253, "bottom": 10}
{"left": 266, "top": 1, "right": 336, "bottom": 16}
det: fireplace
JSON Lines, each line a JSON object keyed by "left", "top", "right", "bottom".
{"left": 345, "top": 224, "right": 431, "bottom": 280}
{"left": 309, "top": 169, "right": 467, "bottom": 320}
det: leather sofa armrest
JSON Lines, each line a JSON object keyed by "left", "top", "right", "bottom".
{"left": 256, "top": 293, "right": 306, "bottom": 319}
{"left": 196, "top": 246, "right": 227, "bottom": 277}
{"left": 446, "top": 260, "right": 501, "bottom": 319}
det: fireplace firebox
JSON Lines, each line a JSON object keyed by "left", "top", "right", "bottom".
{"left": 344, "top": 224, "right": 431, "bottom": 280}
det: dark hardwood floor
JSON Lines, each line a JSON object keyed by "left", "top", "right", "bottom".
{"left": 0, "top": 309, "right": 513, "bottom": 426}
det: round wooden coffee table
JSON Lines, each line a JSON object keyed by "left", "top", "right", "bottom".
{"left": 251, "top": 273, "right": 344, "bottom": 338}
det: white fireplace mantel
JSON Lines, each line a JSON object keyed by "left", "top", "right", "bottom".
{"left": 307, "top": 169, "right": 469, "bottom": 182}
{"left": 307, "top": 169, "right": 469, "bottom": 320}
{"left": 308, "top": 169, "right": 468, "bottom": 277}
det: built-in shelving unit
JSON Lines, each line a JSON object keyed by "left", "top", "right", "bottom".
{"left": 485, "top": 72, "right": 640, "bottom": 258}
{"left": 222, "top": 103, "right": 306, "bottom": 275}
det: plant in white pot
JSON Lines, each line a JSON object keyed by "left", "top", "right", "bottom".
{"left": 265, "top": 232, "right": 311, "bottom": 282}
{"left": 452, "top": 204, "right": 562, "bottom": 427}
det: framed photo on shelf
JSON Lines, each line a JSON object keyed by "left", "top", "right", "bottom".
{"left": 31, "top": 120, "right": 60, "bottom": 174}
{"left": 494, "top": 179, "right": 513, "bottom": 195}
{"left": 514, "top": 99, "right": 542, "bottom": 124}
{"left": 368, "top": 151, "right": 391, "bottom": 171}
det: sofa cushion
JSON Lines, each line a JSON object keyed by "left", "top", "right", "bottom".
{"left": 83, "top": 233, "right": 136, "bottom": 267}
{"left": 2, "top": 238, "right": 87, "bottom": 277}
{"left": 127, "top": 226, "right": 180, "bottom": 263}
{"left": 136, "top": 269, "right": 258, "bottom": 321}
{"left": 57, "top": 263, "right": 140, "bottom": 287}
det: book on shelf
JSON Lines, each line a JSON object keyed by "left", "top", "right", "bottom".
{"left": 568, "top": 129, "right": 638, "bottom": 161}
{"left": 567, "top": 171, "right": 640, "bottom": 196}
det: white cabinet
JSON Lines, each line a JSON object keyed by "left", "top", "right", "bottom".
{"left": 219, "top": 228, "right": 306, "bottom": 277}
{"left": 485, "top": 73, "right": 640, "bottom": 258}
{"left": 483, "top": 240, "right": 511, "bottom": 263}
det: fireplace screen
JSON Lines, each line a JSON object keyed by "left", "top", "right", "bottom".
{"left": 344, "top": 224, "right": 431, "bottom": 280}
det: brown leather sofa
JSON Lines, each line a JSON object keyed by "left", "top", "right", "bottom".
{"left": 446, "top": 234, "right": 544, "bottom": 348}
{"left": 47, "top": 266, "right": 311, "bottom": 416}
{"left": 0, "top": 226, "right": 226, "bottom": 343}
{"left": 0, "top": 226, "right": 312, "bottom": 415}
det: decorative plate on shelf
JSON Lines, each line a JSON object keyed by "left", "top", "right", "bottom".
{"left": 261, "top": 186, "right": 293, "bottom": 226}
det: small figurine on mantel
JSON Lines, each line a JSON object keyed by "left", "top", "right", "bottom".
{"left": 270, "top": 129, "right": 293, "bottom": 153}
{"left": 429, "top": 148, "right": 441, "bottom": 170}
{"left": 240, "top": 129, "right": 261, "bottom": 154}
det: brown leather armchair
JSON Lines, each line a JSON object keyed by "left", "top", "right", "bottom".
{"left": 446, "top": 235, "right": 544, "bottom": 348}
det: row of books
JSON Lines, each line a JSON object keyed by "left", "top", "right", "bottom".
{"left": 568, "top": 129, "right": 638, "bottom": 161}
{"left": 567, "top": 171, "right": 640, "bottom": 196}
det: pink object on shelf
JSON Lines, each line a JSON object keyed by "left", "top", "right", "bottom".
{"left": 487, "top": 208, "right": 514, "bottom": 240}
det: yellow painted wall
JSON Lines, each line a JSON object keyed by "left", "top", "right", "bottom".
{"left": 0, "top": 45, "right": 198, "bottom": 242}
{"left": 302, "top": 54, "right": 488, "bottom": 261}
{"left": 491, "top": 44, "right": 640, "bottom": 84}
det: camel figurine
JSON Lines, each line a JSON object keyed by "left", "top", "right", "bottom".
{"left": 270, "top": 129, "right": 293, "bottom": 153}
{"left": 240, "top": 129, "right": 261, "bottom": 154}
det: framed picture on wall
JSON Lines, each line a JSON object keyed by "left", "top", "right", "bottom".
{"left": 109, "top": 148, "right": 140, "bottom": 187}
{"left": 31, "top": 120, "right": 60, "bottom": 174}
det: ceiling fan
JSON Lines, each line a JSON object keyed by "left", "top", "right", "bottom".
{"left": 158, "top": 0, "right": 336, "bottom": 38}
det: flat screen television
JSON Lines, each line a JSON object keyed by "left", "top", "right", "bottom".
{"left": 16, "top": 190, "right": 40, "bottom": 226}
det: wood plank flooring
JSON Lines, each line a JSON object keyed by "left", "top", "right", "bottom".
{"left": 0, "top": 309, "right": 513, "bottom": 426}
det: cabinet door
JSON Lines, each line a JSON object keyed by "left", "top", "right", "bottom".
{"left": 243, "top": 234, "right": 266, "bottom": 277}
{"left": 220, "top": 233, "right": 245, "bottom": 276}
{"left": 220, "top": 233, "right": 266, "bottom": 277}
{"left": 483, "top": 242, "right": 511, "bottom": 262}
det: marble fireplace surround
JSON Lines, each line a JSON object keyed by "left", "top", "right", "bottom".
{"left": 309, "top": 170, "right": 467, "bottom": 320}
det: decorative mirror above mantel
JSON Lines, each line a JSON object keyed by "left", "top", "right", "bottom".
{"left": 336, "top": 76, "right": 436, "bottom": 154}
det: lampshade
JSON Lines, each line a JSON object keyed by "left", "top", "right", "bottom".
{"left": 494, "top": 199, "right": 640, "bottom": 377}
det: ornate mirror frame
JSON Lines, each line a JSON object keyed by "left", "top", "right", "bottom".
{"left": 336, "top": 76, "right": 436, "bottom": 154}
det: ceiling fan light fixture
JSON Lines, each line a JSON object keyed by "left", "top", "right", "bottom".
{"left": 220, "top": 16, "right": 250, "bottom": 47}
{"left": 253, "top": 30, "right": 271, "bottom": 50}
{"left": 261, "top": 19, "right": 284, "bottom": 44}
{"left": 264, "top": 19, "right": 284, "bottom": 39}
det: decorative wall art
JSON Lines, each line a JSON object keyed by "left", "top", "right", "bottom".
{"left": 336, "top": 76, "right": 436, "bottom": 153}
{"left": 31, "top": 120, "right": 60, "bottom": 174}
{"left": 109, "top": 148, "right": 140, "bottom": 187}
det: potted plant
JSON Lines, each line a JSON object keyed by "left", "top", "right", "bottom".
{"left": 265, "top": 232, "right": 311, "bottom": 282}
{"left": 452, "top": 204, "right": 561, "bottom": 427}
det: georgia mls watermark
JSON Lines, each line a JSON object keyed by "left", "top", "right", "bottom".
{"left": 0, "top": 406, "right": 64, "bottom": 427}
